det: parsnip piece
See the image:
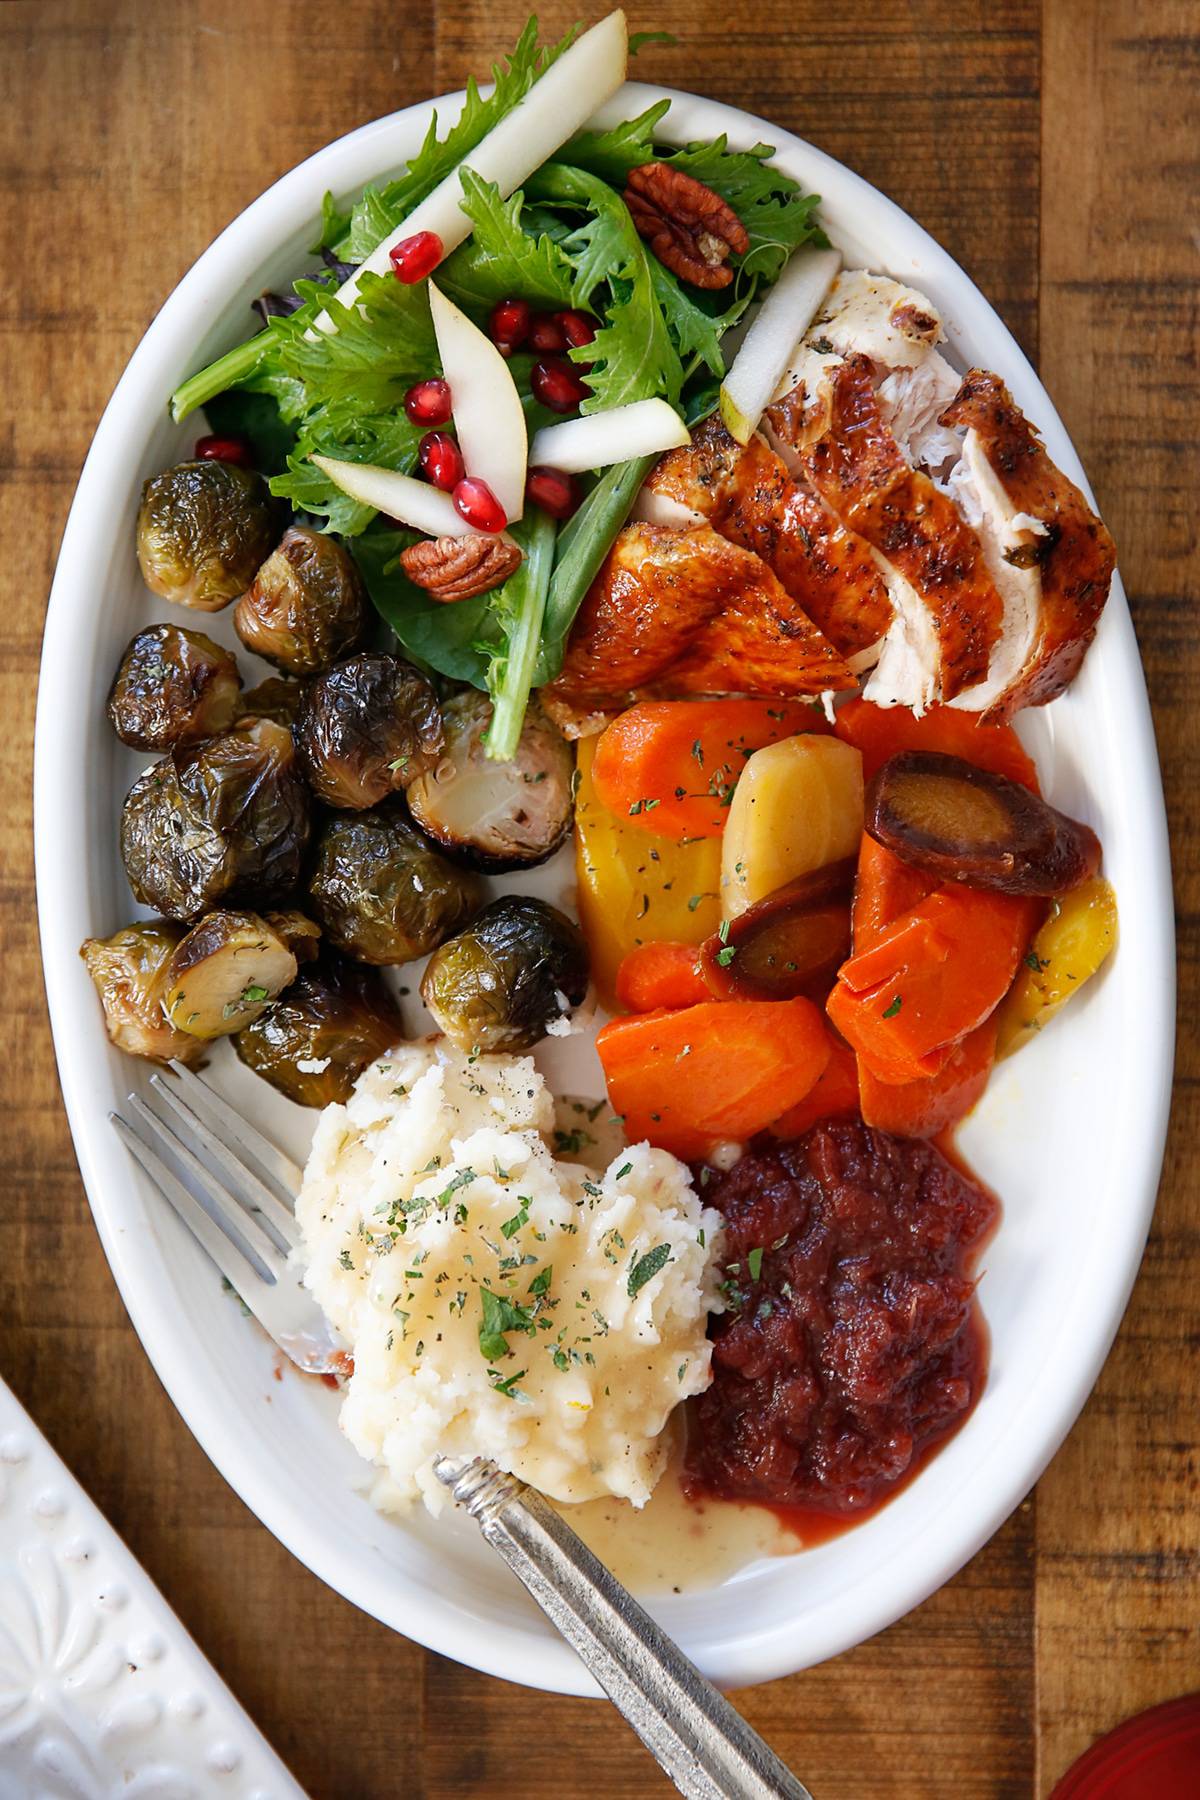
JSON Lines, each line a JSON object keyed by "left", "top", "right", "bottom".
{"left": 721, "top": 734, "right": 864, "bottom": 918}
{"left": 163, "top": 910, "right": 298, "bottom": 1039}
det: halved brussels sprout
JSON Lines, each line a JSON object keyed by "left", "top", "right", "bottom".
{"left": 307, "top": 809, "right": 482, "bottom": 966}
{"left": 80, "top": 921, "right": 203, "bottom": 1064}
{"left": 407, "top": 691, "right": 575, "bottom": 871}
{"left": 136, "top": 460, "right": 276, "bottom": 610}
{"left": 234, "top": 953, "right": 404, "bottom": 1107}
{"left": 238, "top": 677, "right": 307, "bottom": 729}
{"left": 234, "top": 525, "right": 368, "bottom": 676}
{"left": 295, "top": 653, "right": 443, "bottom": 810}
{"left": 161, "top": 910, "right": 298, "bottom": 1039}
{"left": 120, "top": 717, "right": 311, "bottom": 921}
{"left": 421, "top": 896, "right": 589, "bottom": 1053}
{"left": 107, "top": 623, "right": 242, "bottom": 750}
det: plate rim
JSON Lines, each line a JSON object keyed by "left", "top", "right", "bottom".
{"left": 34, "top": 77, "right": 1177, "bottom": 1697}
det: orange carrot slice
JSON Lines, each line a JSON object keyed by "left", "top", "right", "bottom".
{"left": 596, "top": 998, "right": 830, "bottom": 1159}
{"left": 592, "top": 699, "right": 829, "bottom": 840}
{"left": 615, "top": 942, "right": 710, "bottom": 1013}
{"left": 834, "top": 696, "right": 1039, "bottom": 790}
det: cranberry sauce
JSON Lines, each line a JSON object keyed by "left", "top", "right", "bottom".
{"left": 686, "top": 1120, "right": 997, "bottom": 1515}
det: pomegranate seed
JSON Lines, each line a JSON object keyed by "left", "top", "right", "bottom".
{"left": 489, "top": 297, "right": 531, "bottom": 353}
{"left": 418, "top": 431, "right": 464, "bottom": 492}
{"left": 452, "top": 477, "right": 507, "bottom": 534}
{"left": 526, "top": 465, "right": 580, "bottom": 521}
{"left": 531, "top": 357, "right": 589, "bottom": 414}
{"left": 404, "top": 377, "right": 452, "bottom": 425}
{"left": 528, "top": 312, "right": 568, "bottom": 354}
{"left": 389, "top": 230, "right": 443, "bottom": 284}
{"left": 194, "top": 434, "right": 253, "bottom": 467}
{"left": 555, "top": 309, "right": 597, "bottom": 349}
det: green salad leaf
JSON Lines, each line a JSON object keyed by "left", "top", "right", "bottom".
{"left": 528, "top": 163, "right": 682, "bottom": 410}
{"left": 661, "top": 136, "right": 825, "bottom": 282}
{"left": 558, "top": 98, "right": 671, "bottom": 186}
{"left": 333, "top": 17, "right": 577, "bottom": 263}
{"left": 438, "top": 170, "right": 577, "bottom": 317}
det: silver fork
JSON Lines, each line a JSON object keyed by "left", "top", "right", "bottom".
{"left": 111, "top": 1063, "right": 811, "bottom": 1800}
{"left": 110, "top": 1060, "right": 345, "bottom": 1375}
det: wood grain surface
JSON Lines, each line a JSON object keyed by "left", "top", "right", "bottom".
{"left": 0, "top": 3, "right": 1192, "bottom": 1795}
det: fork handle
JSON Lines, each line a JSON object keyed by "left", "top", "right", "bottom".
{"left": 434, "top": 1457, "right": 813, "bottom": 1800}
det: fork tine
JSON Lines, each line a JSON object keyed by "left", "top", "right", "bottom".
{"left": 166, "top": 1061, "right": 304, "bottom": 1196}
{"left": 149, "top": 1072, "right": 299, "bottom": 1252}
{"left": 127, "top": 1094, "right": 285, "bottom": 1281}
{"left": 111, "top": 1113, "right": 284, "bottom": 1344}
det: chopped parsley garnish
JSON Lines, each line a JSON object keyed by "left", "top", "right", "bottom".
{"left": 500, "top": 1202, "right": 530, "bottom": 1239}
{"left": 882, "top": 994, "right": 903, "bottom": 1018}
{"left": 478, "top": 1288, "right": 536, "bottom": 1362}
{"left": 614, "top": 1162, "right": 633, "bottom": 1181}
{"left": 528, "top": 1265, "right": 553, "bottom": 1297}
{"left": 715, "top": 945, "right": 738, "bottom": 967}
{"left": 1025, "top": 950, "right": 1050, "bottom": 973}
{"left": 627, "top": 1242, "right": 671, "bottom": 1297}
{"left": 746, "top": 1246, "right": 764, "bottom": 1282}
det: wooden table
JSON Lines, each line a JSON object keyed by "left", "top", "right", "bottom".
{"left": 2, "top": 2, "right": 1194, "bottom": 1793}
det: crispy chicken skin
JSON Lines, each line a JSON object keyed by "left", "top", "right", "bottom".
{"left": 794, "top": 356, "right": 1005, "bottom": 701}
{"left": 647, "top": 414, "right": 893, "bottom": 663}
{"left": 544, "top": 521, "right": 854, "bottom": 728}
{"left": 940, "top": 370, "right": 1117, "bottom": 718}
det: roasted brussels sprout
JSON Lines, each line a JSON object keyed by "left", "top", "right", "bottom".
{"left": 407, "top": 691, "right": 575, "bottom": 871}
{"left": 136, "top": 459, "right": 276, "bottom": 610}
{"left": 307, "top": 809, "right": 482, "bottom": 965}
{"left": 107, "top": 623, "right": 242, "bottom": 750}
{"left": 162, "top": 909, "right": 298, "bottom": 1039}
{"left": 234, "top": 525, "right": 368, "bottom": 675}
{"left": 80, "top": 921, "right": 203, "bottom": 1064}
{"left": 237, "top": 676, "right": 306, "bottom": 728}
{"left": 263, "top": 909, "right": 321, "bottom": 962}
{"left": 234, "top": 953, "right": 404, "bottom": 1106}
{"left": 420, "top": 896, "right": 589, "bottom": 1053}
{"left": 120, "top": 717, "right": 311, "bottom": 921}
{"left": 295, "top": 653, "right": 443, "bottom": 810}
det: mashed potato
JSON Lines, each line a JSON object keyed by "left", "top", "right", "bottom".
{"left": 297, "top": 1041, "right": 722, "bottom": 1513}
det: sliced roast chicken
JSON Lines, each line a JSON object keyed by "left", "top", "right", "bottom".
{"left": 554, "top": 268, "right": 1115, "bottom": 727}
{"left": 542, "top": 521, "right": 854, "bottom": 735}
{"left": 639, "top": 411, "right": 892, "bottom": 669}
{"left": 763, "top": 269, "right": 1115, "bottom": 716}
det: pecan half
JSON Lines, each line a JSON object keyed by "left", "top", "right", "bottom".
{"left": 399, "top": 534, "right": 522, "bottom": 603}
{"left": 624, "top": 163, "right": 750, "bottom": 290}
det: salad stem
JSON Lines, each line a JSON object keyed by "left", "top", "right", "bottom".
{"left": 485, "top": 507, "right": 558, "bottom": 761}
{"left": 169, "top": 336, "right": 270, "bottom": 423}
{"left": 536, "top": 451, "right": 656, "bottom": 684}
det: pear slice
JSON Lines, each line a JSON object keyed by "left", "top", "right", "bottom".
{"left": 428, "top": 282, "right": 526, "bottom": 524}
{"left": 529, "top": 398, "right": 689, "bottom": 474}
{"left": 317, "top": 10, "right": 629, "bottom": 327}
{"left": 718, "top": 246, "right": 842, "bottom": 446}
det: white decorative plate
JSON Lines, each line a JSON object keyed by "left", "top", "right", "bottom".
{"left": 0, "top": 1378, "right": 305, "bottom": 1799}
{"left": 34, "top": 80, "right": 1175, "bottom": 1697}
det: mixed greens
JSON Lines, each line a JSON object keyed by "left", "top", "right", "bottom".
{"left": 168, "top": 13, "right": 825, "bottom": 757}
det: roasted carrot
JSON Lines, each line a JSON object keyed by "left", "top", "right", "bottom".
{"left": 615, "top": 942, "right": 710, "bottom": 1013}
{"left": 852, "top": 833, "right": 938, "bottom": 953}
{"left": 596, "top": 998, "right": 831, "bottom": 1160}
{"left": 828, "top": 887, "right": 1038, "bottom": 1084}
{"left": 858, "top": 1016, "right": 998, "bottom": 1138}
{"left": 771, "top": 1035, "right": 860, "bottom": 1138}
{"left": 834, "top": 696, "right": 1039, "bottom": 791}
{"left": 591, "top": 699, "right": 829, "bottom": 841}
